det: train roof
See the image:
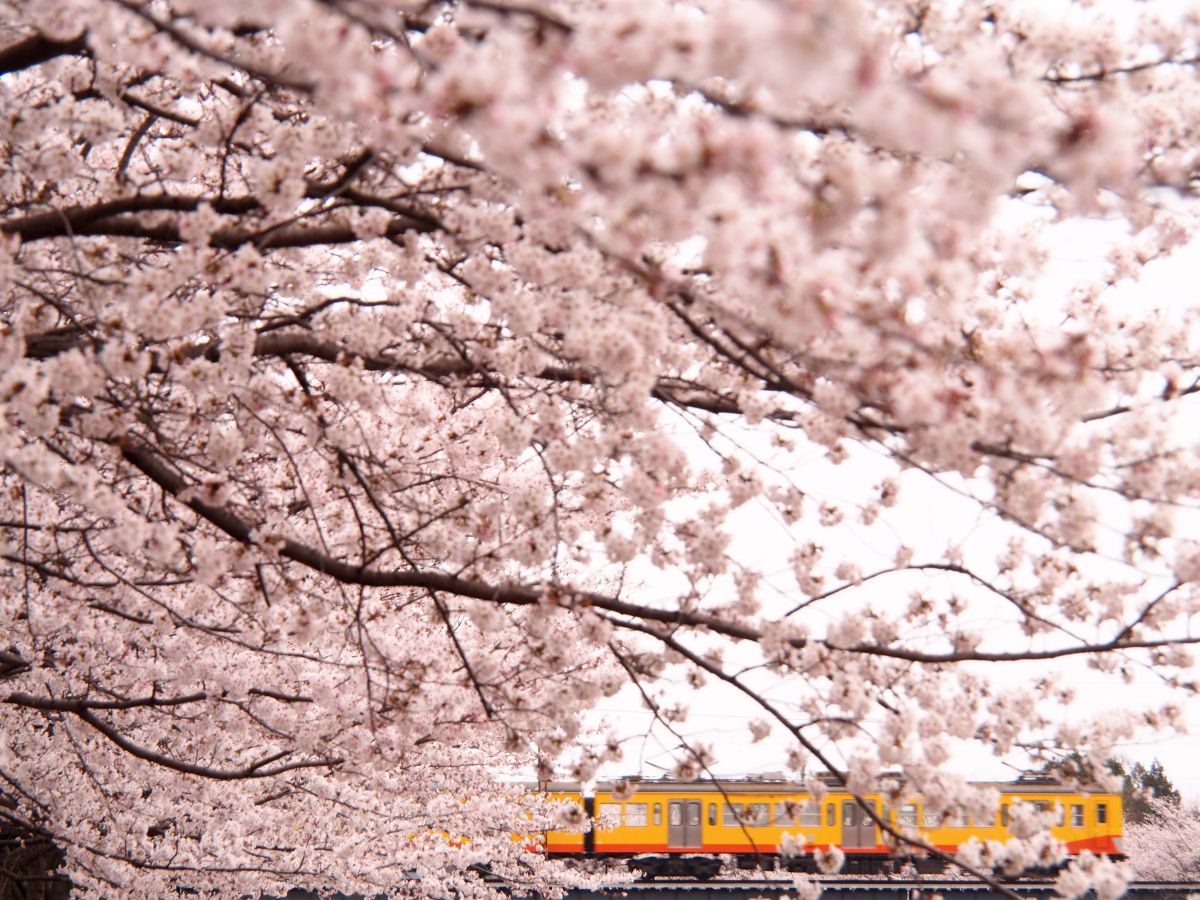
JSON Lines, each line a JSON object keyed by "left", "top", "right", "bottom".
{"left": 572, "top": 775, "right": 1118, "bottom": 795}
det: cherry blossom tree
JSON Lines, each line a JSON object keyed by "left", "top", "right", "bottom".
{"left": 3, "top": 0, "right": 1200, "bottom": 896}
{"left": 1124, "top": 798, "right": 1200, "bottom": 882}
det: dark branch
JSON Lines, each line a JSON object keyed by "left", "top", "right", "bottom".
{"left": 0, "top": 31, "right": 88, "bottom": 76}
{"left": 6, "top": 692, "right": 342, "bottom": 780}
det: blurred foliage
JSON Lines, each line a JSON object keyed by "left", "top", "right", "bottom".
{"left": 1108, "top": 759, "right": 1181, "bottom": 825}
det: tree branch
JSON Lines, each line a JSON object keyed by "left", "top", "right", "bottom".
{"left": 6, "top": 692, "right": 343, "bottom": 780}
{"left": 0, "top": 31, "right": 87, "bottom": 76}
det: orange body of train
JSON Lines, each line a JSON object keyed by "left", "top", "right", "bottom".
{"left": 539, "top": 777, "right": 1123, "bottom": 877}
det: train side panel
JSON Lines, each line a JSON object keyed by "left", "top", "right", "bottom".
{"left": 591, "top": 786, "right": 682, "bottom": 853}
{"left": 540, "top": 779, "right": 1123, "bottom": 868}
{"left": 894, "top": 788, "right": 1123, "bottom": 860}
{"left": 540, "top": 786, "right": 587, "bottom": 854}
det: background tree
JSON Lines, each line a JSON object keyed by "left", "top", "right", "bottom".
{"left": 1107, "top": 759, "right": 1182, "bottom": 825}
{"left": 1041, "top": 753, "right": 1182, "bottom": 826}
{"left": 2, "top": 0, "right": 1200, "bottom": 897}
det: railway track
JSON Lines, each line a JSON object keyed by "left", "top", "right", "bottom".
{"left": 269, "top": 879, "right": 1200, "bottom": 900}
{"left": 562, "top": 879, "right": 1200, "bottom": 899}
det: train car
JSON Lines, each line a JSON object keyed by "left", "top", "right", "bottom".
{"left": 538, "top": 776, "right": 1122, "bottom": 878}
{"left": 539, "top": 782, "right": 588, "bottom": 855}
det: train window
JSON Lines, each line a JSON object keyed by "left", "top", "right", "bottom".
{"left": 897, "top": 804, "right": 918, "bottom": 827}
{"left": 626, "top": 804, "right": 648, "bottom": 827}
{"left": 669, "top": 804, "right": 682, "bottom": 826}
{"left": 1000, "top": 805, "right": 1009, "bottom": 827}
{"left": 722, "top": 803, "right": 769, "bottom": 826}
{"left": 1032, "top": 806, "right": 1070, "bottom": 830}
{"left": 1097, "top": 803, "right": 1108, "bottom": 825}
{"left": 921, "top": 808, "right": 942, "bottom": 828}
{"left": 1031, "top": 800, "right": 1063, "bottom": 826}
{"left": 775, "top": 801, "right": 797, "bottom": 826}
{"left": 653, "top": 803, "right": 662, "bottom": 826}
{"left": 826, "top": 804, "right": 836, "bottom": 826}
{"left": 1071, "top": 805, "right": 1084, "bottom": 828}
{"left": 707, "top": 804, "right": 716, "bottom": 826}
{"left": 598, "top": 803, "right": 621, "bottom": 828}
{"left": 801, "top": 802, "right": 821, "bottom": 827}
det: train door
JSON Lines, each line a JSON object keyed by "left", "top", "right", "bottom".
{"left": 841, "top": 800, "right": 878, "bottom": 849}
{"left": 667, "top": 799, "right": 703, "bottom": 849}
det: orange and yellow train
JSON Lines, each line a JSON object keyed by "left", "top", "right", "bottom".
{"left": 538, "top": 777, "right": 1123, "bottom": 878}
